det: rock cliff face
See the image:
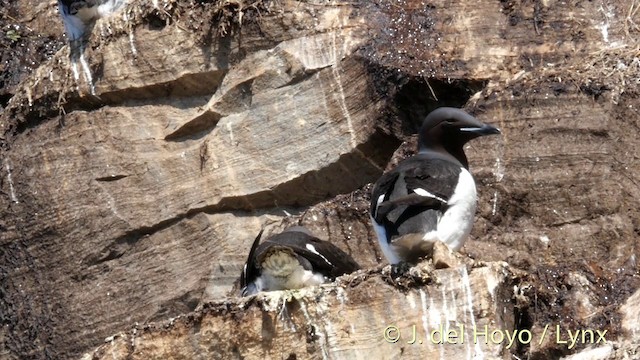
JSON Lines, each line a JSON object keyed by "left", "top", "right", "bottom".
{"left": 1, "top": 0, "right": 639, "bottom": 359}
{"left": 89, "top": 261, "right": 520, "bottom": 360}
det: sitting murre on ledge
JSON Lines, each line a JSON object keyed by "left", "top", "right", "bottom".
{"left": 57, "top": 0, "right": 126, "bottom": 41}
{"left": 370, "top": 107, "right": 501, "bottom": 264}
{"left": 240, "top": 227, "right": 360, "bottom": 296}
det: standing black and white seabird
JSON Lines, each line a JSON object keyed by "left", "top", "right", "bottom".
{"left": 240, "top": 227, "right": 360, "bottom": 296}
{"left": 58, "top": 0, "right": 126, "bottom": 41}
{"left": 370, "top": 107, "right": 501, "bottom": 264}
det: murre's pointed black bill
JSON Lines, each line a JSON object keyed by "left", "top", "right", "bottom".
{"left": 460, "top": 124, "right": 501, "bottom": 135}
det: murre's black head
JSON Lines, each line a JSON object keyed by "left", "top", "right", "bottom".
{"left": 418, "top": 107, "right": 500, "bottom": 168}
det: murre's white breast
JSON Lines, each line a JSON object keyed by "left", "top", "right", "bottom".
{"left": 431, "top": 167, "right": 477, "bottom": 251}
{"left": 258, "top": 252, "right": 326, "bottom": 291}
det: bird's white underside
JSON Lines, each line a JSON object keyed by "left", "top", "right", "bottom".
{"left": 373, "top": 167, "right": 477, "bottom": 264}
{"left": 251, "top": 251, "right": 326, "bottom": 293}
{"left": 425, "top": 168, "right": 477, "bottom": 251}
{"left": 60, "top": 0, "right": 125, "bottom": 40}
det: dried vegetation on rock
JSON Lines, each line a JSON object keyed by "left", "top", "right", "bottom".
{"left": 1, "top": 0, "right": 639, "bottom": 359}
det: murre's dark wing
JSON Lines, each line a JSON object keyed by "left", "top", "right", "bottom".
{"left": 401, "top": 156, "right": 461, "bottom": 203}
{"left": 372, "top": 156, "right": 460, "bottom": 216}
{"left": 261, "top": 230, "right": 360, "bottom": 279}
{"left": 240, "top": 230, "right": 263, "bottom": 296}
{"left": 371, "top": 155, "right": 462, "bottom": 240}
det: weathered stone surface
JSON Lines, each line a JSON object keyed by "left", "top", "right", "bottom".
{"left": 88, "top": 262, "right": 517, "bottom": 360}
{"left": 560, "top": 342, "right": 640, "bottom": 360}
{"left": 621, "top": 288, "right": 640, "bottom": 341}
{"left": 1, "top": 0, "right": 639, "bottom": 359}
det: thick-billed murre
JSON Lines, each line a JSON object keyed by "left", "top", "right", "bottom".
{"left": 240, "top": 227, "right": 360, "bottom": 296}
{"left": 370, "top": 107, "right": 501, "bottom": 264}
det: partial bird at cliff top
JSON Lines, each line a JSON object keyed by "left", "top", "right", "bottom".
{"left": 240, "top": 227, "right": 360, "bottom": 296}
{"left": 370, "top": 107, "right": 501, "bottom": 264}
{"left": 58, "top": 0, "right": 126, "bottom": 41}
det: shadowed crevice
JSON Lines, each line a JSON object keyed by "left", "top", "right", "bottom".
{"left": 164, "top": 111, "right": 223, "bottom": 142}
{"left": 84, "top": 129, "right": 400, "bottom": 266}
{"left": 0, "top": 93, "right": 12, "bottom": 108}
{"left": 97, "top": 70, "right": 227, "bottom": 104}
{"left": 274, "top": 66, "right": 330, "bottom": 90}
{"left": 163, "top": 77, "right": 254, "bottom": 142}
{"left": 394, "top": 77, "right": 489, "bottom": 133}
{"left": 82, "top": 216, "right": 184, "bottom": 266}
{"left": 10, "top": 69, "right": 229, "bottom": 140}
{"left": 95, "top": 175, "right": 128, "bottom": 182}
{"left": 360, "top": 57, "right": 489, "bottom": 138}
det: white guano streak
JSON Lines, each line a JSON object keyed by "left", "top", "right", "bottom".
{"left": 329, "top": 32, "right": 356, "bottom": 149}
{"left": 461, "top": 267, "right": 484, "bottom": 359}
{"left": 5, "top": 162, "right": 18, "bottom": 203}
